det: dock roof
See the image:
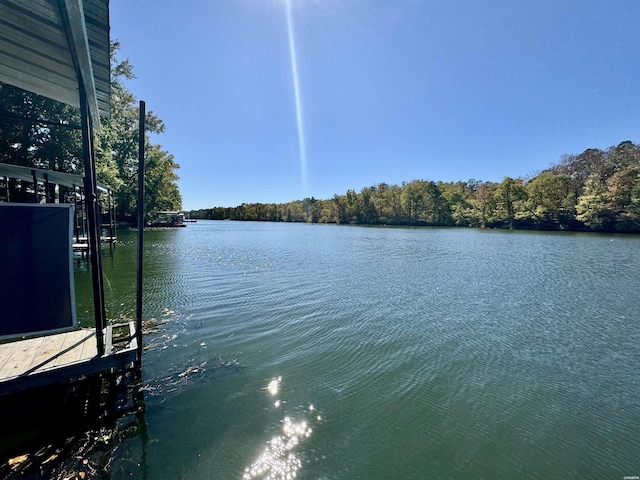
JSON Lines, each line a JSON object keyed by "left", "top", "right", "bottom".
{"left": 0, "top": 0, "right": 110, "bottom": 125}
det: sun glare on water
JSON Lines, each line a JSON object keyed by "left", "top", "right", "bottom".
{"left": 268, "top": 377, "right": 281, "bottom": 396}
{"left": 244, "top": 377, "right": 320, "bottom": 479}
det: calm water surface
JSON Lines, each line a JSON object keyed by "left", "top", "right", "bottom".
{"left": 75, "top": 221, "right": 640, "bottom": 479}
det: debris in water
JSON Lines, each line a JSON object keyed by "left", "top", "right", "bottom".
{"left": 7, "top": 455, "right": 28, "bottom": 468}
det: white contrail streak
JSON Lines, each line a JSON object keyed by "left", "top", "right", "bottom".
{"left": 286, "top": 0, "right": 308, "bottom": 196}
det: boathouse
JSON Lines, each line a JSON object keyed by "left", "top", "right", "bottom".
{"left": 0, "top": 0, "right": 141, "bottom": 396}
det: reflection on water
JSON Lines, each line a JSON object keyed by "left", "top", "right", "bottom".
{"left": 268, "top": 376, "right": 281, "bottom": 396}
{"left": 244, "top": 378, "right": 319, "bottom": 480}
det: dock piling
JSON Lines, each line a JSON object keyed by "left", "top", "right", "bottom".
{"left": 135, "top": 100, "right": 146, "bottom": 367}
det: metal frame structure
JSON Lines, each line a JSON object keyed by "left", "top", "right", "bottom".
{"left": 0, "top": 162, "right": 116, "bottom": 247}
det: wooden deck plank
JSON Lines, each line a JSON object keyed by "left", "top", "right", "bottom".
{"left": 79, "top": 330, "right": 98, "bottom": 360}
{"left": 72, "top": 330, "right": 97, "bottom": 362}
{"left": 26, "top": 333, "right": 66, "bottom": 371}
{"left": 52, "top": 330, "right": 96, "bottom": 367}
{"left": 0, "top": 336, "right": 45, "bottom": 379}
{"left": 0, "top": 340, "right": 20, "bottom": 372}
{"left": 0, "top": 328, "right": 139, "bottom": 396}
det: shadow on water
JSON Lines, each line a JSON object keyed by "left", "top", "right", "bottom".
{"left": 0, "top": 368, "right": 147, "bottom": 480}
{"left": 0, "top": 311, "right": 244, "bottom": 480}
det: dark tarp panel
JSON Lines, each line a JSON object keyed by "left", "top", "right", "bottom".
{"left": 0, "top": 203, "right": 76, "bottom": 338}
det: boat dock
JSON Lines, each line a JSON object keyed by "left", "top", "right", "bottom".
{"left": 73, "top": 235, "right": 117, "bottom": 253}
{"left": 0, "top": 0, "right": 144, "bottom": 414}
{"left": 0, "top": 324, "right": 138, "bottom": 397}
{"left": 0, "top": 1, "right": 149, "bottom": 473}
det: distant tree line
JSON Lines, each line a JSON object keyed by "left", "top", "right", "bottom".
{"left": 187, "top": 141, "right": 640, "bottom": 233}
{"left": 0, "top": 41, "right": 181, "bottom": 222}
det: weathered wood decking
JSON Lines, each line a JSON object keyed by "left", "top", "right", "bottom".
{"left": 0, "top": 324, "right": 137, "bottom": 396}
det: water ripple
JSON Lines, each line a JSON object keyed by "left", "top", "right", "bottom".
{"left": 78, "top": 223, "right": 640, "bottom": 479}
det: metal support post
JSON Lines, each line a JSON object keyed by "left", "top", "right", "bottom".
{"left": 136, "top": 100, "right": 146, "bottom": 367}
{"left": 80, "top": 78, "right": 107, "bottom": 356}
{"left": 31, "top": 170, "right": 38, "bottom": 203}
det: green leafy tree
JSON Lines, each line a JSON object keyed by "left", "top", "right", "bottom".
{"left": 524, "top": 171, "right": 574, "bottom": 227}
{"left": 0, "top": 82, "right": 82, "bottom": 171}
{"left": 359, "top": 187, "right": 378, "bottom": 224}
{"left": 372, "top": 183, "right": 402, "bottom": 224}
{"left": 400, "top": 180, "right": 450, "bottom": 225}
{"left": 552, "top": 148, "right": 606, "bottom": 192}
{"left": 494, "top": 177, "right": 527, "bottom": 228}
{"left": 144, "top": 144, "right": 182, "bottom": 213}
{"left": 605, "top": 165, "right": 640, "bottom": 231}
{"left": 302, "top": 197, "right": 319, "bottom": 223}
{"left": 439, "top": 181, "right": 475, "bottom": 227}
{"left": 0, "top": 82, "right": 83, "bottom": 202}
{"left": 287, "top": 201, "right": 304, "bottom": 222}
{"left": 472, "top": 182, "right": 498, "bottom": 227}
{"left": 317, "top": 199, "right": 338, "bottom": 223}
{"left": 576, "top": 173, "right": 613, "bottom": 230}
{"left": 96, "top": 41, "right": 181, "bottom": 221}
{"left": 333, "top": 194, "right": 347, "bottom": 224}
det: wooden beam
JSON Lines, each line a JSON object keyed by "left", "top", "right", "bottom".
{"left": 0, "top": 347, "right": 137, "bottom": 396}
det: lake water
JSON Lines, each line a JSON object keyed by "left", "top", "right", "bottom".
{"left": 74, "top": 221, "right": 640, "bottom": 479}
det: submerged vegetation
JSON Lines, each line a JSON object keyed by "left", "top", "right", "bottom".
{"left": 0, "top": 41, "right": 182, "bottom": 222}
{"left": 188, "top": 141, "right": 640, "bottom": 233}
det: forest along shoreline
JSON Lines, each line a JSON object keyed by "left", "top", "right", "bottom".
{"left": 187, "top": 141, "right": 640, "bottom": 234}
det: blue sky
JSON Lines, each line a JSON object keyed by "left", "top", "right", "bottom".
{"left": 111, "top": 0, "right": 640, "bottom": 210}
